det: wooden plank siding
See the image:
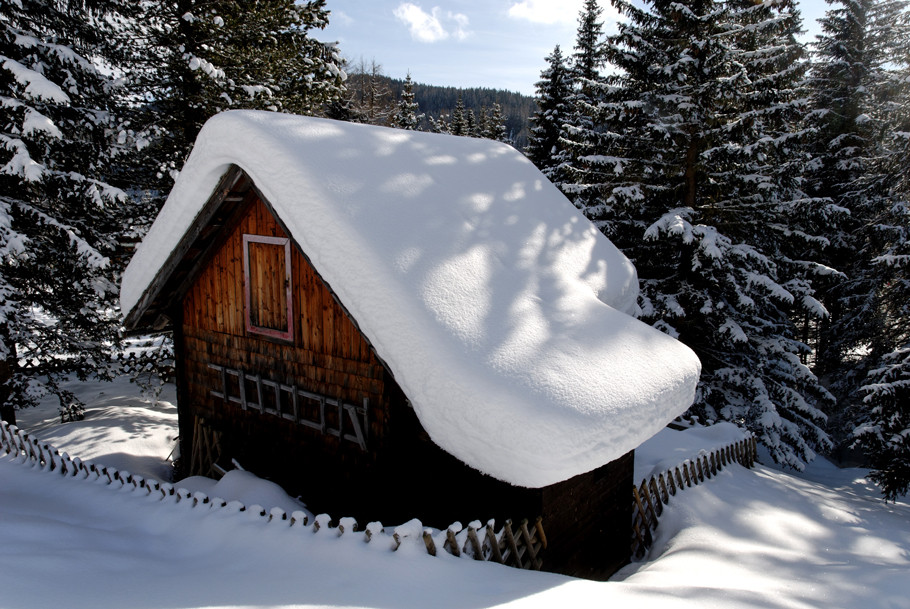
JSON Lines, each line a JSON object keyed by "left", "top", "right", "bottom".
{"left": 165, "top": 169, "right": 634, "bottom": 579}
{"left": 179, "top": 196, "right": 393, "bottom": 509}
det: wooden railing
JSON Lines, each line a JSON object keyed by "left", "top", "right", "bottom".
{"left": 0, "top": 420, "right": 545, "bottom": 570}
{"left": 631, "top": 436, "right": 757, "bottom": 558}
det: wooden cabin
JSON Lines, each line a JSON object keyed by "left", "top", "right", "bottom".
{"left": 121, "top": 111, "right": 700, "bottom": 580}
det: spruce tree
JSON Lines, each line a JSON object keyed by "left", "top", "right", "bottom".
{"left": 805, "top": 0, "right": 903, "bottom": 417}
{"left": 466, "top": 107, "right": 477, "bottom": 136}
{"left": 122, "top": 0, "right": 346, "bottom": 210}
{"left": 804, "top": 0, "right": 910, "bottom": 493}
{"left": 485, "top": 103, "right": 509, "bottom": 143}
{"left": 527, "top": 45, "right": 573, "bottom": 179}
{"left": 557, "top": 0, "right": 610, "bottom": 211}
{"left": 854, "top": 212, "right": 910, "bottom": 498}
{"left": 450, "top": 95, "right": 469, "bottom": 136}
{"left": 846, "top": 0, "right": 910, "bottom": 497}
{"left": 585, "top": 0, "right": 833, "bottom": 466}
{"left": 0, "top": 0, "right": 132, "bottom": 423}
{"left": 393, "top": 72, "right": 422, "bottom": 130}
{"left": 805, "top": 0, "right": 879, "bottom": 384}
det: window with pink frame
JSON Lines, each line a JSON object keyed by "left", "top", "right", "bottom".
{"left": 242, "top": 234, "right": 294, "bottom": 341}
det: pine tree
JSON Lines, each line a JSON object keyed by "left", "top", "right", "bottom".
{"left": 572, "top": 0, "right": 606, "bottom": 86}
{"left": 0, "top": 0, "right": 133, "bottom": 423}
{"left": 585, "top": 0, "right": 833, "bottom": 466}
{"left": 805, "top": 0, "right": 910, "bottom": 491}
{"left": 846, "top": 0, "right": 910, "bottom": 497}
{"left": 853, "top": 147, "right": 910, "bottom": 498}
{"left": 450, "top": 95, "right": 469, "bottom": 136}
{"left": 806, "top": 0, "right": 905, "bottom": 414}
{"left": 557, "top": 0, "right": 609, "bottom": 210}
{"left": 393, "top": 72, "right": 422, "bottom": 130}
{"left": 527, "top": 45, "right": 573, "bottom": 178}
{"left": 428, "top": 113, "right": 451, "bottom": 134}
{"left": 467, "top": 107, "right": 479, "bottom": 136}
{"left": 854, "top": 341, "right": 910, "bottom": 500}
{"left": 485, "top": 103, "right": 509, "bottom": 143}
{"left": 805, "top": 0, "right": 880, "bottom": 382}
{"left": 122, "top": 0, "right": 346, "bottom": 210}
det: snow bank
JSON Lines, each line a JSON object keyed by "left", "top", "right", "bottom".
{"left": 178, "top": 469, "right": 310, "bottom": 519}
{"left": 121, "top": 110, "right": 701, "bottom": 487}
{"left": 4, "top": 425, "right": 910, "bottom": 609}
{"left": 16, "top": 373, "right": 177, "bottom": 483}
{"left": 634, "top": 423, "right": 749, "bottom": 483}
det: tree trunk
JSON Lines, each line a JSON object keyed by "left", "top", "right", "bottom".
{"left": 684, "top": 136, "right": 699, "bottom": 210}
{"left": 0, "top": 324, "right": 15, "bottom": 426}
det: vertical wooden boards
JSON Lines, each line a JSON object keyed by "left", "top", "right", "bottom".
{"left": 179, "top": 190, "right": 390, "bottom": 488}
{"left": 181, "top": 196, "right": 375, "bottom": 362}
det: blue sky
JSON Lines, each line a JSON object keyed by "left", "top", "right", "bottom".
{"left": 320, "top": 0, "right": 829, "bottom": 95}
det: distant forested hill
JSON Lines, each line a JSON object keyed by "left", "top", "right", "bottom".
{"left": 386, "top": 78, "right": 535, "bottom": 149}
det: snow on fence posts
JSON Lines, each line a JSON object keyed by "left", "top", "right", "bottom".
{"left": 631, "top": 435, "right": 757, "bottom": 559}
{"left": 0, "top": 420, "right": 547, "bottom": 571}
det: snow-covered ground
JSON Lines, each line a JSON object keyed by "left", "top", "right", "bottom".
{"left": 2, "top": 375, "right": 909, "bottom": 609}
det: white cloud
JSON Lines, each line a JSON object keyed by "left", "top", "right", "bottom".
{"left": 393, "top": 3, "right": 471, "bottom": 43}
{"left": 333, "top": 10, "right": 354, "bottom": 26}
{"left": 507, "top": 0, "right": 584, "bottom": 24}
{"left": 449, "top": 11, "right": 470, "bottom": 41}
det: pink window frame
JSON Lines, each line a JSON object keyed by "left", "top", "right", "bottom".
{"left": 242, "top": 233, "right": 294, "bottom": 342}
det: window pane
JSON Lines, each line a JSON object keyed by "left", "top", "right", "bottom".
{"left": 244, "top": 235, "right": 292, "bottom": 341}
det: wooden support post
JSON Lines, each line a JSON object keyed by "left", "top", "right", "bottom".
{"left": 190, "top": 416, "right": 200, "bottom": 476}
{"left": 648, "top": 478, "right": 663, "bottom": 516}
{"left": 466, "top": 526, "right": 484, "bottom": 560}
{"left": 253, "top": 373, "right": 264, "bottom": 412}
{"left": 533, "top": 517, "right": 547, "bottom": 550}
{"left": 640, "top": 480, "right": 659, "bottom": 525}
{"left": 502, "top": 520, "right": 522, "bottom": 567}
{"left": 631, "top": 520, "right": 647, "bottom": 558}
{"left": 237, "top": 369, "right": 248, "bottom": 410}
{"left": 657, "top": 473, "right": 670, "bottom": 503}
{"left": 291, "top": 387, "right": 300, "bottom": 423}
{"left": 423, "top": 530, "right": 437, "bottom": 556}
{"left": 519, "top": 519, "right": 542, "bottom": 570}
{"left": 445, "top": 528, "right": 461, "bottom": 557}
{"left": 485, "top": 523, "right": 503, "bottom": 564}
{"left": 632, "top": 485, "right": 648, "bottom": 531}
{"left": 318, "top": 397, "right": 327, "bottom": 434}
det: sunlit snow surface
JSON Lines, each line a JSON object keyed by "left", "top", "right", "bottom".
{"left": 4, "top": 383, "right": 909, "bottom": 609}
{"left": 120, "top": 111, "right": 700, "bottom": 487}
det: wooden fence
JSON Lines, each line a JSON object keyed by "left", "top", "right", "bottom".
{"left": 0, "top": 420, "right": 545, "bottom": 570}
{"left": 631, "top": 435, "right": 758, "bottom": 558}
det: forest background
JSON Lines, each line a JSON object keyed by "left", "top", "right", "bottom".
{"left": 0, "top": 0, "right": 907, "bottom": 499}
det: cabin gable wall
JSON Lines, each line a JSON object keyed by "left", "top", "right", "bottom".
{"left": 178, "top": 196, "right": 394, "bottom": 511}
{"left": 170, "top": 179, "right": 633, "bottom": 579}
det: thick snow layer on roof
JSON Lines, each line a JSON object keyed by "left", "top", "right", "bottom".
{"left": 121, "top": 110, "right": 700, "bottom": 488}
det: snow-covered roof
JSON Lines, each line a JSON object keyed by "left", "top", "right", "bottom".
{"left": 121, "top": 110, "right": 700, "bottom": 488}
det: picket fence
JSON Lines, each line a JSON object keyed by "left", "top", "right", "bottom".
{"left": 0, "top": 420, "right": 545, "bottom": 570}
{"left": 631, "top": 435, "right": 758, "bottom": 558}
